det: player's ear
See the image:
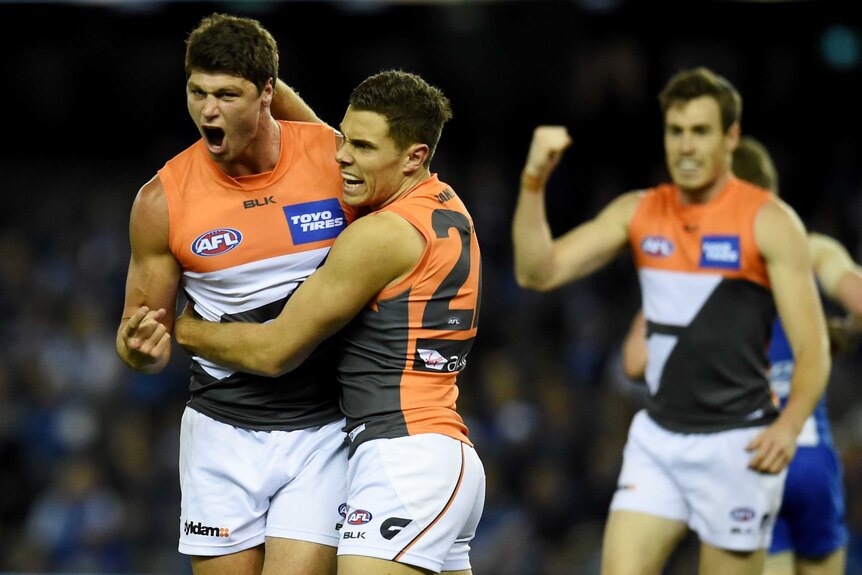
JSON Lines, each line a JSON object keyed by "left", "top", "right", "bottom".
{"left": 403, "top": 143, "right": 429, "bottom": 174}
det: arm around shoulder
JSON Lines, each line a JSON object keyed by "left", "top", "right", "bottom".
{"left": 271, "top": 79, "right": 325, "bottom": 125}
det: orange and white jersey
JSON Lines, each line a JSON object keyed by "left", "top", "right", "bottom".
{"left": 338, "top": 175, "right": 481, "bottom": 455}
{"left": 160, "top": 120, "right": 355, "bottom": 430}
{"left": 629, "top": 176, "right": 779, "bottom": 433}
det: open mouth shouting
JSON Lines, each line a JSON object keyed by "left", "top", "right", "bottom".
{"left": 202, "top": 126, "right": 226, "bottom": 154}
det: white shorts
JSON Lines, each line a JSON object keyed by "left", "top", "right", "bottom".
{"left": 610, "top": 410, "right": 786, "bottom": 551}
{"left": 178, "top": 407, "right": 348, "bottom": 556}
{"left": 338, "top": 434, "right": 485, "bottom": 573}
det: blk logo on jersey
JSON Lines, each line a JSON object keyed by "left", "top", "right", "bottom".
{"left": 700, "top": 235, "right": 740, "bottom": 269}
{"left": 191, "top": 228, "right": 243, "bottom": 257}
{"left": 283, "top": 198, "right": 346, "bottom": 245}
{"left": 640, "top": 235, "right": 674, "bottom": 257}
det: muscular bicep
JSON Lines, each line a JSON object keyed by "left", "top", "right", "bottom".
{"left": 121, "top": 176, "right": 181, "bottom": 331}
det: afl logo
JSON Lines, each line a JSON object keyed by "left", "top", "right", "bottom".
{"left": 730, "top": 507, "right": 756, "bottom": 522}
{"left": 347, "top": 510, "right": 373, "bottom": 525}
{"left": 191, "top": 228, "right": 243, "bottom": 257}
{"left": 640, "top": 235, "right": 674, "bottom": 257}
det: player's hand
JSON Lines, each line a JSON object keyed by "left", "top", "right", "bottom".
{"left": 122, "top": 306, "right": 171, "bottom": 367}
{"left": 745, "top": 421, "right": 797, "bottom": 474}
{"left": 524, "top": 126, "right": 572, "bottom": 181}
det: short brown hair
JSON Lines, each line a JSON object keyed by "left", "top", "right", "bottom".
{"left": 659, "top": 67, "right": 741, "bottom": 132}
{"left": 348, "top": 70, "right": 453, "bottom": 166}
{"left": 733, "top": 136, "right": 779, "bottom": 194}
{"left": 185, "top": 13, "right": 278, "bottom": 94}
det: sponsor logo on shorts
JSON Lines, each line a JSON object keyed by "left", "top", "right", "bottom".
{"left": 343, "top": 531, "right": 366, "bottom": 539}
{"left": 283, "top": 199, "right": 346, "bottom": 245}
{"left": 184, "top": 520, "right": 230, "bottom": 538}
{"left": 347, "top": 510, "right": 373, "bottom": 525}
{"left": 699, "top": 235, "right": 741, "bottom": 269}
{"left": 730, "top": 507, "right": 756, "bottom": 522}
{"left": 380, "top": 517, "right": 412, "bottom": 540}
{"left": 338, "top": 503, "right": 349, "bottom": 518}
{"left": 191, "top": 228, "right": 243, "bottom": 257}
{"left": 640, "top": 236, "right": 674, "bottom": 257}
{"left": 615, "top": 483, "right": 636, "bottom": 492}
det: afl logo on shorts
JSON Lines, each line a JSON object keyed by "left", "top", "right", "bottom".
{"left": 347, "top": 510, "right": 373, "bottom": 525}
{"left": 640, "top": 236, "right": 674, "bottom": 257}
{"left": 191, "top": 228, "right": 243, "bottom": 257}
{"left": 730, "top": 507, "right": 756, "bottom": 522}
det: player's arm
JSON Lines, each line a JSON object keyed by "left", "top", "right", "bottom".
{"left": 512, "top": 125, "right": 637, "bottom": 291}
{"left": 748, "top": 198, "right": 831, "bottom": 473}
{"left": 115, "top": 176, "right": 181, "bottom": 374}
{"left": 809, "top": 232, "right": 862, "bottom": 312}
{"left": 622, "top": 309, "right": 647, "bottom": 381}
{"left": 808, "top": 232, "right": 862, "bottom": 353}
{"left": 174, "top": 212, "right": 424, "bottom": 377}
{"left": 271, "top": 78, "right": 325, "bottom": 125}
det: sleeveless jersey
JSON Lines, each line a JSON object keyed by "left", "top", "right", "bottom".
{"left": 337, "top": 175, "right": 481, "bottom": 456}
{"left": 160, "top": 120, "right": 354, "bottom": 430}
{"left": 767, "top": 316, "right": 833, "bottom": 447}
{"left": 629, "top": 176, "right": 779, "bottom": 433}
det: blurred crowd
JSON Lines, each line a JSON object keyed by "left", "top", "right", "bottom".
{"left": 3, "top": 1, "right": 862, "bottom": 573}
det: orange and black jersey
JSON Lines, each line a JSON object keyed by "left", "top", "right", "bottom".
{"left": 338, "top": 175, "right": 481, "bottom": 456}
{"left": 161, "top": 121, "right": 355, "bottom": 430}
{"left": 629, "top": 176, "right": 779, "bottom": 433}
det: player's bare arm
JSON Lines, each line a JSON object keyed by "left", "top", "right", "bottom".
{"left": 271, "top": 78, "right": 325, "bottom": 125}
{"left": 513, "top": 125, "right": 638, "bottom": 291}
{"left": 622, "top": 309, "right": 647, "bottom": 381}
{"left": 747, "top": 198, "right": 831, "bottom": 473}
{"left": 174, "top": 212, "right": 425, "bottom": 377}
{"left": 116, "top": 175, "right": 181, "bottom": 374}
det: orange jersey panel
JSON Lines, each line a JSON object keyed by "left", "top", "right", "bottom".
{"left": 630, "top": 177, "right": 772, "bottom": 288}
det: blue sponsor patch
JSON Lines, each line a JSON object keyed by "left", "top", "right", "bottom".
{"left": 640, "top": 235, "right": 674, "bottom": 257}
{"left": 283, "top": 198, "right": 346, "bottom": 245}
{"left": 699, "top": 235, "right": 741, "bottom": 269}
{"left": 191, "top": 228, "right": 243, "bottom": 257}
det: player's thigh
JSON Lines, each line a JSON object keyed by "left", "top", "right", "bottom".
{"left": 699, "top": 542, "right": 764, "bottom": 575}
{"left": 796, "top": 546, "right": 846, "bottom": 575}
{"left": 763, "top": 550, "right": 795, "bottom": 575}
{"left": 261, "top": 537, "right": 336, "bottom": 575}
{"left": 601, "top": 510, "right": 687, "bottom": 575}
{"left": 191, "top": 545, "right": 264, "bottom": 575}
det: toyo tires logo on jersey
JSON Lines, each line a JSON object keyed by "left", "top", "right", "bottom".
{"left": 191, "top": 228, "right": 243, "bottom": 256}
{"left": 283, "top": 198, "right": 346, "bottom": 245}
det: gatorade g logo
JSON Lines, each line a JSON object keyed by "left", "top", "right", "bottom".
{"left": 191, "top": 228, "right": 243, "bottom": 257}
{"left": 283, "top": 199, "right": 346, "bottom": 245}
{"left": 700, "top": 236, "right": 741, "bottom": 269}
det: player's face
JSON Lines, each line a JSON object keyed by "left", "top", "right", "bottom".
{"left": 186, "top": 71, "right": 269, "bottom": 163}
{"left": 664, "top": 96, "right": 737, "bottom": 194}
{"left": 336, "top": 107, "right": 408, "bottom": 209}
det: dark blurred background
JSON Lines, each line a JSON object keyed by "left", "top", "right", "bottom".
{"left": 2, "top": 1, "right": 862, "bottom": 573}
